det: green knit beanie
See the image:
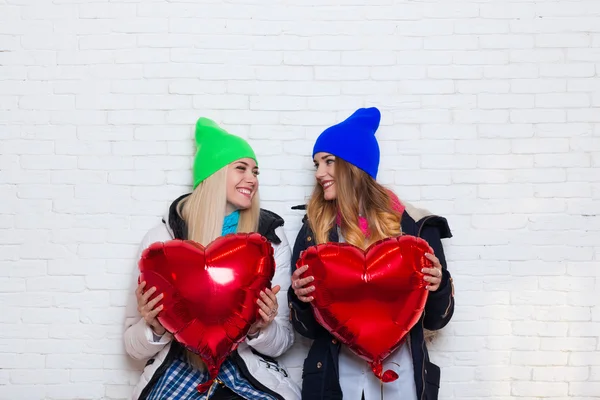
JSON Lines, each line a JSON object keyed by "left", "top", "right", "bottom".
{"left": 192, "top": 118, "right": 257, "bottom": 188}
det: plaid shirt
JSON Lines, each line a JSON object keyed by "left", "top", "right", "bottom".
{"left": 146, "top": 351, "right": 277, "bottom": 400}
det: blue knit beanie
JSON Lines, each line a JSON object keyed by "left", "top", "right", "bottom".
{"left": 312, "top": 107, "right": 381, "bottom": 179}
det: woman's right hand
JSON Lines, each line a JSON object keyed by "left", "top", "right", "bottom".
{"left": 291, "top": 265, "right": 315, "bottom": 303}
{"left": 136, "top": 281, "right": 166, "bottom": 336}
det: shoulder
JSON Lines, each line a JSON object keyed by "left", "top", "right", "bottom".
{"left": 258, "top": 208, "right": 285, "bottom": 244}
{"left": 400, "top": 201, "right": 452, "bottom": 239}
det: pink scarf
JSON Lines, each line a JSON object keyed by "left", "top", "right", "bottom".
{"left": 336, "top": 190, "right": 405, "bottom": 237}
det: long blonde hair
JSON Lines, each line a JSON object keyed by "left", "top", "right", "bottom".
{"left": 176, "top": 164, "right": 260, "bottom": 369}
{"left": 307, "top": 158, "right": 402, "bottom": 249}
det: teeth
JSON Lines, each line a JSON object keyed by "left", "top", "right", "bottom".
{"left": 323, "top": 182, "right": 333, "bottom": 188}
{"left": 237, "top": 189, "right": 251, "bottom": 195}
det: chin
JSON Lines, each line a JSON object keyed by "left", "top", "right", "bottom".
{"left": 323, "top": 193, "right": 336, "bottom": 201}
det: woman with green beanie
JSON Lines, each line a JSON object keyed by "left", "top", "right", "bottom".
{"left": 124, "top": 118, "right": 301, "bottom": 400}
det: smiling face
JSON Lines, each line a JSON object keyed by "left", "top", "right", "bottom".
{"left": 226, "top": 158, "right": 259, "bottom": 214}
{"left": 314, "top": 152, "right": 337, "bottom": 201}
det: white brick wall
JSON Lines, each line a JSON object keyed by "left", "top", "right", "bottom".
{"left": 1, "top": 0, "right": 599, "bottom": 399}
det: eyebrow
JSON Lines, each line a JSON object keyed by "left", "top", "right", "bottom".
{"left": 235, "top": 161, "right": 258, "bottom": 170}
{"left": 314, "top": 155, "right": 334, "bottom": 163}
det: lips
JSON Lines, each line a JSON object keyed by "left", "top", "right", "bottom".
{"left": 321, "top": 181, "right": 334, "bottom": 190}
{"left": 236, "top": 187, "right": 252, "bottom": 198}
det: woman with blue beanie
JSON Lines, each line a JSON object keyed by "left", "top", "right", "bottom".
{"left": 288, "top": 108, "right": 455, "bottom": 400}
{"left": 124, "top": 118, "right": 300, "bottom": 400}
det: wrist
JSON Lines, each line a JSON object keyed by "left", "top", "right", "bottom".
{"left": 247, "top": 328, "right": 260, "bottom": 339}
{"left": 150, "top": 324, "right": 166, "bottom": 336}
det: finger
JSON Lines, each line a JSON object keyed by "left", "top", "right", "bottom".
{"left": 270, "top": 285, "right": 281, "bottom": 295}
{"left": 146, "top": 293, "right": 164, "bottom": 310}
{"left": 425, "top": 253, "right": 441, "bottom": 267}
{"left": 136, "top": 281, "right": 147, "bottom": 298}
{"left": 257, "top": 298, "right": 271, "bottom": 314}
{"left": 423, "top": 275, "right": 441, "bottom": 283}
{"left": 421, "top": 267, "right": 441, "bottom": 277}
{"left": 426, "top": 284, "right": 440, "bottom": 292}
{"left": 295, "top": 286, "right": 315, "bottom": 297}
{"left": 147, "top": 304, "right": 164, "bottom": 319}
{"left": 292, "top": 265, "right": 309, "bottom": 279}
{"left": 264, "top": 289, "right": 279, "bottom": 306}
{"left": 258, "top": 309, "right": 270, "bottom": 323}
{"left": 260, "top": 291, "right": 275, "bottom": 309}
{"left": 141, "top": 286, "right": 157, "bottom": 303}
{"left": 298, "top": 295, "right": 314, "bottom": 303}
{"left": 294, "top": 276, "right": 314, "bottom": 289}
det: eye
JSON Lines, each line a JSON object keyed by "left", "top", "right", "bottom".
{"left": 326, "top": 159, "right": 334, "bottom": 165}
{"left": 313, "top": 163, "right": 319, "bottom": 169}
{"left": 253, "top": 169, "right": 260, "bottom": 176}
{"left": 236, "top": 165, "right": 246, "bottom": 171}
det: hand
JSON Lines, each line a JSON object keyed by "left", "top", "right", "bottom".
{"left": 291, "top": 265, "right": 315, "bottom": 303}
{"left": 248, "top": 285, "right": 281, "bottom": 336}
{"left": 422, "top": 253, "right": 443, "bottom": 292}
{"left": 136, "top": 281, "right": 166, "bottom": 336}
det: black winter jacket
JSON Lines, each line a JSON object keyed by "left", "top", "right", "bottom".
{"left": 287, "top": 208, "right": 455, "bottom": 400}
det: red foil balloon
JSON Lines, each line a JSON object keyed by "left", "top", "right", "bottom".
{"left": 298, "top": 235, "right": 433, "bottom": 382}
{"left": 138, "top": 233, "right": 275, "bottom": 392}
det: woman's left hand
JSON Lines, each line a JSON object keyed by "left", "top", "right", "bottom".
{"left": 248, "top": 285, "right": 281, "bottom": 336}
{"left": 422, "top": 253, "right": 443, "bottom": 292}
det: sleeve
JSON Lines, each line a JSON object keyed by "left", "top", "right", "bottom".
{"left": 246, "top": 226, "right": 295, "bottom": 357}
{"left": 123, "top": 224, "right": 173, "bottom": 361}
{"left": 287, "top": 221, "right": 326, "bottom": 340}
{"left": 421, "top": 219, "right": 455, "bottom": 331}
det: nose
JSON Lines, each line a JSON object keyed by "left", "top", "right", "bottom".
{"left": 315, "top": 164, "right": 326, "bottom": 180}
{"left": 245, "top": 170, "right": 257, "bottom": 185}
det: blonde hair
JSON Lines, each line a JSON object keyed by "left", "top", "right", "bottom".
{"left": 307, "top": 158, "right": 402, "bottom": 250}
{"left": 176, "top": 164, "right": 260, "bottom": 369}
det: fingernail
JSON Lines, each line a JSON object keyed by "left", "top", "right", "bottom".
{"left": 310, "top": 277, "right": 315, "bottom": 282}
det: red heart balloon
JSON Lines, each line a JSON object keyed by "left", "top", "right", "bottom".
{"left": 298, "top": 235, "right": 432, "bottom": 382}
{"left": 138, "top": 233, "right": 275, "bottom": 392}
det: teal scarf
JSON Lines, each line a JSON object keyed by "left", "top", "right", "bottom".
{"left": 222, "top": 210, "right": 240, "bottom": 235}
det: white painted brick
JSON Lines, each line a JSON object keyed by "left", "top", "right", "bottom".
{"left": 475, "top": 366, "right": 531, "bottom": 381}
{"left": 534, "top": 153, "right": 590, "bottom": 167}
{"left": 424, "top": 35, "right": 478, "bottom": 50}
{"left": 20, "top": 155, "right": 77, "bottom": 170}
{"left": 481, "top": 35, "right": 535, "bottom": 50}
{"left": 511, "top": 109, "right": 567, "bottom": 123}
{"left": 455, "top": 20, "right": 510, "bottom": 35}
{"left": 478, "top": 94, "right": 534, "bottom": 109}
{"left": 512, "top": 351, "right": 568, "bottom": 366}
{"left": 512, "top": 382, "right": 568, "bottom": 397}
{"left": 541, "top": 337, "right": 596, "bottom": 351}
{"left": 428, "top": 66, "right": 483, "bottom": 79}
{"left": 534, "top": 183, "right": 592, "bottom": 198}
{"left": 3, "top": 140, "right": 54, "bottom": 155}
{"left": 454, "top": 110, "right": 510, "bottom": 124}
{"left": 536, "top": 34, "right": 592, "bottom": 48}
{"left": 478, "top": 124, "right": 533, "bottom": 139}
{"left": 534, "top": 366, "right": 589, "bottom": 382}
{"left": 536, "top": 93, "right": 590, "bottom": 108}
{"left": 567, "top": 48, "right": 600, "bottom": 63}
{"left": 568, "top": 109, "right": 600, "bottom": 123}
{"left": 484, "top": 64, "right": 538, "bottom": 79}
{"left": 512, "top": 138, "right": 569, "bottom": 154}
{"left": 478, "top": 155, "right": 534, "bottom": 169}
{"left": 10, "top": 369, "right": 69, "bottom": 385}
{"left": 569, "top": 382, "right": 600, "bottom": 396}
{"left": 510, "top": 49, "right": 565, "bottom": 63}
{"left": 540, "top": 63, "right": 596, "bottom": 78}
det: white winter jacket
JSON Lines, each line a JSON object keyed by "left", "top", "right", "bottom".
{"left": 124, "top": 197, "right": 301, "bottom": 400}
